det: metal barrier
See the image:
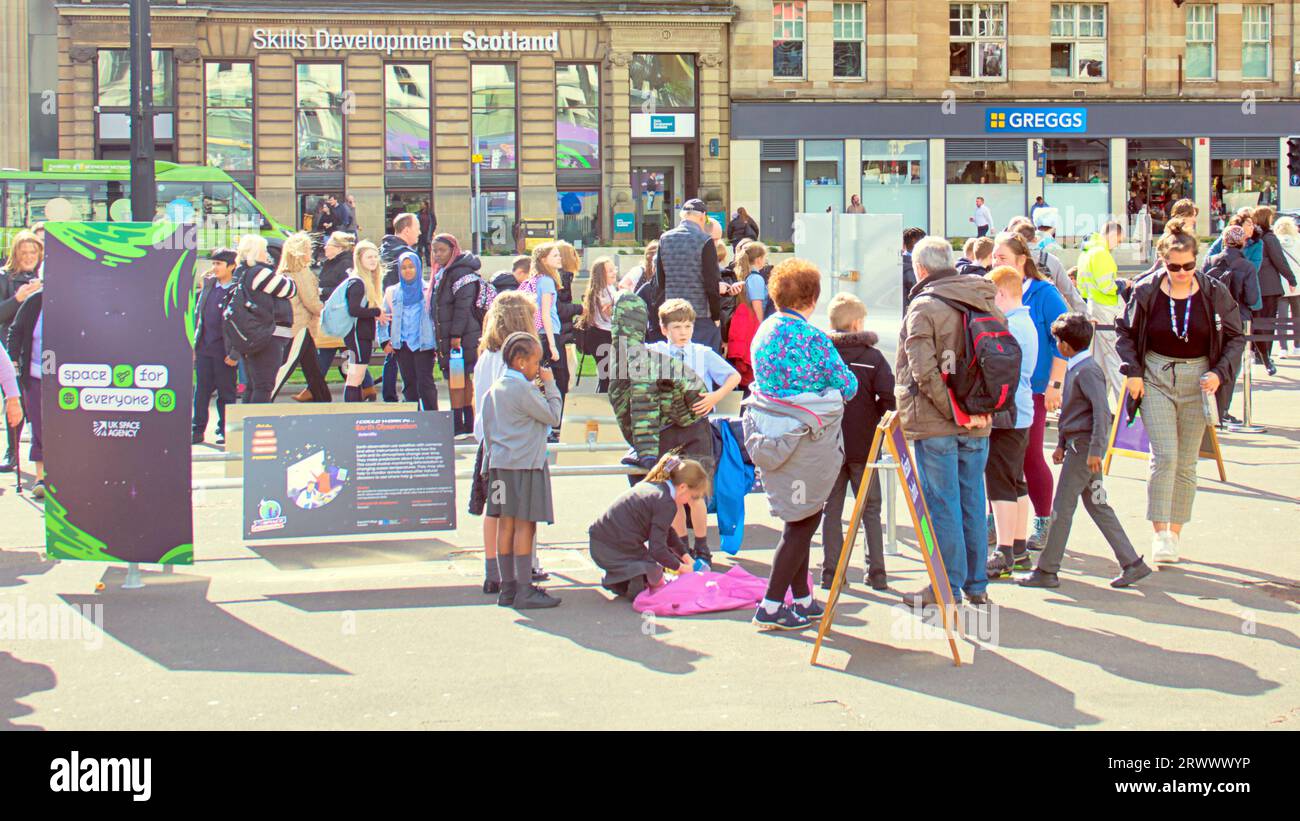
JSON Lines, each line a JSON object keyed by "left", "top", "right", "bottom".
{"left": 1227, "top": 316, "right": 1296, "bottom": 435}
{"left": 192, "top": 441, "right": 631, "bottom": 463}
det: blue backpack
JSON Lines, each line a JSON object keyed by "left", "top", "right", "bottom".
{"left": 321, "top": 278, "right": 361, "bottom": 338}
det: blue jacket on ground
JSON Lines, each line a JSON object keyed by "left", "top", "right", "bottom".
{"left": 708, "top": 418, "right": 754, "bottom": 555}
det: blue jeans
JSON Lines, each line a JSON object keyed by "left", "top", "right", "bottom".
{"left": 913, "top": 434, "right": 990, "bottom": 600}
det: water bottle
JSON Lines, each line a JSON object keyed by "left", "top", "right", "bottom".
{"left": 449, "top": 347, "right": 465, "bottom": 391}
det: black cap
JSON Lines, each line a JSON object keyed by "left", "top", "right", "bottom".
{"left": 681, "top": 198, "right": 706, "bottom": 214}
{"left": 207, "top": 247, "right": 236, "bottom": 265}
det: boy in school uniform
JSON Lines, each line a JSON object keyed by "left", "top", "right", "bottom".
{"left": 1018, "top": 313, "right": 1152, "bottom": 590}
{"left": 646, "top": 298, "right": 742, "bottom": 567}
{"left": 820, "top": 293, "right": 896, "bottom": 590}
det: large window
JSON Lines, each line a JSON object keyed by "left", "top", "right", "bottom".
{"left": 833, "top": 3, "right": 866, "bottom": 79}
{"left": 1044, "top": 139, "right": 1110, "bottom": 238}
{"left": 1050, "top": 4, "right": 1106, "bottom": 79}
{"left": 1212, "top": 158, "right": 1279, "bottom": 227}
{"left": 861, "top": 139, "right": 928, "bottom": 231}
{"left": 804, "top": 140, "right": 844, "bottom": 214}
{"left": 1242, "top": 5, "right": 1272, "bottom": 80}
{"left": 556, "top": 64, "right": 599, "bottom": 170}
{"left": 296, "top": 63, "right": 344, "bottom": 171}
{"left": 95, "top": 49, "right": 175, "bottom": 160}
{"left": 385, "top": 63, "right": 431, "bottom": 171}
{"left": 1126, "top": 139, "right": 1194, "bottom": 234}
{"left": 204, "top": 62, "right": 253, "bottom": 173}
{"left": 773, "top": 2, "right": 806, "bottom": 79}
{"left": 558, "top": 191, "right": 599, "bottom": 248}
{"left": 472, "top": 63, "right": 516, "bottom": 170}
{"left": 629, "top": 54, "right": 696, "bottom": 110}
{"left": 475, "top": 190, "right": 517, "bottom": 256}
{"left": 1185, "top": 4, "right": 1216, "bottom": 81}
{"left": 945, "top": 141, "right": 1025, "bottom": 236}
{"left": 949, "top": 3, "right": 1006, "bottom": 80}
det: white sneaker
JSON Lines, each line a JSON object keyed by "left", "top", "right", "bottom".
{"left": 1152, "top": 531, "right": 1180, "bottom": 564}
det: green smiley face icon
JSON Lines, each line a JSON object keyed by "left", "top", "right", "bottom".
{"left": 113, "top": 365, "right": 134, "bottom": 387}
{"left": 58, "top": 387, "right": 79, "bottom": 410}
{"left": 155, "top": 389, "right": 176, "bottom": 412}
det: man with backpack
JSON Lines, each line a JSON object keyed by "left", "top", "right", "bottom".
{"left": 895, "top": 237, "right": 1006, "bottom": 609}
{"left": 192, "top": 248, "right": 239, "bottom": 445}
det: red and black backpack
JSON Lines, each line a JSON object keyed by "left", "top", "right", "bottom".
{"left": 931, "top": 294, "right": 1023, "bottom": 418}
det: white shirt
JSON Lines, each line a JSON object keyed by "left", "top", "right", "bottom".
{"left": 973, "top": 204, "right": 993, "bottom": 227}
{"left": 1066, "top": 348, "right": 1093, "bottom": 373}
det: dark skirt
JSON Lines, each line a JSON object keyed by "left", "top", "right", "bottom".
{"left": 590, "top": 535, "right": 665, "bottom": 591}
{"left": 468, "top": 441, "right": 488, "bottom": 516}
{"left": 484, "top": 465, "right": 554, "bottom": 523}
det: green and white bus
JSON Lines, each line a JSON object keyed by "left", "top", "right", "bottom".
{"left": 0, "top": 159, "right": 291, "bottom": 253}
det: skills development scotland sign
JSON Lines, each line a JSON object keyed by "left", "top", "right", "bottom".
{"left": 985, "top": 107, "right": 1088, "bottom": 133}
{"left": 42, "top": 222, "right": 195, "bottom": 565}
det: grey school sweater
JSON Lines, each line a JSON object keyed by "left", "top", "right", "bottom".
{"left": 480, "top": 372, "right": 563, "bottom": 471}
{"left": 1057, "top": 353, "right": 1111, "bottom": 458}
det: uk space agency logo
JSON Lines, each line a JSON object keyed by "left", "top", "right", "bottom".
{"left": 92, "top": 420, "right": 141, "bottom": 438}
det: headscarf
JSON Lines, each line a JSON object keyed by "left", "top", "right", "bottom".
{"left": 395, "top": 250, "right": 424, "bottom": 306}
{"left": 1223, "top": 225, "right": 1246, "bottom": 249}
{"left": 430, "top": 233, "right": 464, "bottom": 293}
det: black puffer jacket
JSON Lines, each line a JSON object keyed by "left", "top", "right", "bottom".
{"left": 380, "top": 235, "right": 415, "bottom": 289}
{"left": 1115, "top": 269, "right": 1245, "bottom": 386}
{"left": 1256, "top": 228, "right": 1299, "bottom": 298}
{"left": 829, "top": 330, "right": 895, "bottom": 463}
{"left": 0, "top": 265, "right": 40, "bottom": 344}
{"left": 557, "top": 269, "right": 582, "bottom": 347}
{"left": 432, "top": 252, "right": 483, "bottom": 369}
{"left": 317, "top": 253, "right": 352, "bottom": 301}
{"left": 1201, "top": 247, "right": 1260, "bottom": 324}
{"left": 6, "top": 290, "right": 42, "bottom": 380}
{"left": 233, "top": 261, "right": 296, "bottom": 331}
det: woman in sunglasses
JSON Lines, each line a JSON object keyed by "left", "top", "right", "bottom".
{"left": 1115, "top": 218, "right": 1245, "bottom": 565}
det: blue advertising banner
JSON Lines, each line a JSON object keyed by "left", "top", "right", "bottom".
{"left": 986, "top": 107, "right": 1088, "bottom": 133}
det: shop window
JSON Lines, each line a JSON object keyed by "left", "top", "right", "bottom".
{"left": 1242, "top": 5, "right": 1271, "bottom": 80}
{"left": 1185, "top": 4, "right": 1215, "bottom": 81}
{"left": 832, "top": 3, "right": 865, "bottom": 79}
{"left": 556, "top": 64, "right": 599, "bottom": 170}
{"left": 204, "top": 62, "right": 254, "bottom": 172}
{"left": 945, "top": 146, "right": 1025, "bottom": 237}
{"left": 475, "top": 190, "right": 518, "bottom": 256}
{"left": 772, "top": 2, "right": 806, "bottom": 79}
{"left": 95, "top": 49, "right": 175, "bottom": 159}
{"left": 385, "top": 191, "right": 432, "bottom": 241}
{"left": 1043, "top": 139, "right": 1109, "bottom": 238}
{"left": 296, "top": 63, "right": 344, "bottom": 171}
{"left": 472, "top": 63, "right": 517, "bottom": 170}
{"left": 1126, "top": 139, "right": 1194, "bottom": 234}
{"left": 861, "top": 140, "right": 928, "bottom": 231}
{"left": 804, "top": 140, "right": 844, "bottom": 214}
{"left": 557, "top": 191, "right": 600, "bottom": 248}
{"left": 1212, "top": 159, "right": 1279, "bottom": 226}
{"left": 949, "top": 3, "right": 1006, "bottom": 80}
{"left": 629, "top": 54, "right": 696, "bottom": 111}
{"left": 385, "top": 63, "right": 432, "bottom": 171}
{"left": 1050, "top": 4, "right": 1106, "bottom": 80}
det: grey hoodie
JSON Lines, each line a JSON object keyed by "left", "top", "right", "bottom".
{"left": 742, "top": 389, "right": 846, "bottom": 522}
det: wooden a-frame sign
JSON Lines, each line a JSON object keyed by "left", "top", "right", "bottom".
{"left": 811, "top": 411, "right": 962, "bottom": 668}
{"left": 1102, "top": 395, "right": 1227, "bottom": 482}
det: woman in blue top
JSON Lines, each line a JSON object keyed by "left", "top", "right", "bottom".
{"left": 379, "top": 250, "right": 439, "bottom": 411}
{"left": 992, "top": 232, "right": 1068, "bottom": 548}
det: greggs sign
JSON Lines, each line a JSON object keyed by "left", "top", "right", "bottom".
{"left": 986, "top": 107, "right": 1088, "bottom": 133}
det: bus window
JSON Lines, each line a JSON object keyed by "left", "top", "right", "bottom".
{"left": 156, "top": 181, "right": 203, "bottom": 223}
{"left": 231, "top": 186, "right": 267, "bottom": 231}
{"left": 3, "top": 183, "right": 27, "bottom": 227}
{"left": 20, "top": 181, "right": 96, "bottom": 224}
{"left": 204, "top": 182, "right": 234, "bottom": 218}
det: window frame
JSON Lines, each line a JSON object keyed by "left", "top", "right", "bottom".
{"left": 1049, "top": 3, "right": 1107, "bottom": 81}
{"left": 94, "top": 48, "right": 177, "bottom": 160}
{"left": 1184, "top": 3, "right": 1217, "bottom": 82}
{"left": 832, "top": 2, "right": 867, "bottom": 80}
{"left": 948, "top": 3, "right": 1008, "bottom": 81}
{"left": 382, "top": 61, "right": 433, "bottom": 172}
{"left": 475, "top": 187, "right": 519, "bottom": 256}
{"left": 471, "top": 61, "right": 519, "bottom": 171}
{"left": 772, "top": 1, "right": 807, "bottom": 80}
{"left": 202, "top": 60, "right": 256, "bottom": 174}
{"left": 294, "top": 60, "right": 346, "bottom": 173}
{"left": 1241, "top": 4, "right": 1272, "bottom": 81}
{"left": 555, "top": 62, "right": 601, "bottom": 172}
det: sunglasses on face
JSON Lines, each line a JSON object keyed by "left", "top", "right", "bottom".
{"left": 1165, "top": 261, "right": 1197, "bottom": 273}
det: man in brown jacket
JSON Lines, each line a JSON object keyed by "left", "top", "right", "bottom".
{"left": 895, "top": 237, "right": 1000, "bottom": 608}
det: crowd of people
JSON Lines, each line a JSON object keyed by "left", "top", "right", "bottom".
{"left": 2, "top": 191, "right": 1296, "bottom": 631}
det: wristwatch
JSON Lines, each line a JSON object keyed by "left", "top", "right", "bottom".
{"left": 1049, "top": 380, "right": 1063, "bottom": 390}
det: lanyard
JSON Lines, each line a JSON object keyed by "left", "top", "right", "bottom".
{"left": 1168, "top": 290, "right": 1193, "bottom": 343}
{"left": 779, "top": 307, "right": 807, "bottom": 322}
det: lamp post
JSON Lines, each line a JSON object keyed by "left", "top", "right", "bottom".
{"left": 128, "top": 0, "right": 156, "bottom": 222}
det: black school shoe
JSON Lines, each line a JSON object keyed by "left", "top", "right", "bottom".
{"left": 496, "top": 581, "right": 518, "bottom": 607}
{"left": 1017, "top": 568, "right": 1060, "bottom": 588}
{"left": 753, "top": 604, "right": 811, "bottom": 631}
{"left": 483, "top": 579, "right": 501, "bottom": 595}
{"left": 514, "top": 585, "right": 562, "bottom": 609}
{"left": 1111, "top": 558, "right": 1152, "bottom": 588}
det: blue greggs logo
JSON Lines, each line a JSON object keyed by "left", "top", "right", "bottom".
{"left": 986, "top": 107, "right": 1087, "bottom": 133}
{"left": 650, "top": 115, "right": 675, "bottom": 133}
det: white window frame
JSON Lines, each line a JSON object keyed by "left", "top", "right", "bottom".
{"left": 1241, "top": 5, "right": 1272, "bottom": 81}
{"left": 1049, "top": 3, "right": 1107, "bottom": 81}
{"left": 832, "top": 2, "right": 866, "bottom": 80}
{"left": 1185, "top": 4, "right": 1216, "bottom": 81}
{"left": 773, "top": 1, "right": 807, "bottom": 80}
{"left": 949, "top": 3, "right": 1008, "bottom": 81}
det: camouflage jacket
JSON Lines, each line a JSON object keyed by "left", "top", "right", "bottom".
{"left": 608, "top": 292, "right": 706, "bottom": 459}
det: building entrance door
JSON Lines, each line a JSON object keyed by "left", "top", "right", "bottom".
{"left": 760, "top": 161, "right": 795, "bottom": 243}
{"left": 632, "top": 166, "right": 674, "bottom": 243}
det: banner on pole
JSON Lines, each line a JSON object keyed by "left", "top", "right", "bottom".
{"left": 42, "top": 221, "right": 196, "bottom": 564}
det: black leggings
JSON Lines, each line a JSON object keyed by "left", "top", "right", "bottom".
{"left": 394, "top": 345, "right": 439, "bottom": 411}
{"left": 243, "top": 338, "right": 287, "bottom": 404}
{"left": 282, "top": 334, "right": 331, "bottom": 401}
{"left": 1254, "top": 295, "right": 1280, "bottom": 363}
{"left": 765, "top": 510, "right": 821, "bottom": 601}
{"left": 541, "top": 334, "right": 569, "bottom": 427}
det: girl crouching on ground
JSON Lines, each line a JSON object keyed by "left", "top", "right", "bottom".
{"left": 480, "top": 332, "right": 563, "bottom": 609}
{"left": 588, "top": 451, "right": 709, "bottom": 600}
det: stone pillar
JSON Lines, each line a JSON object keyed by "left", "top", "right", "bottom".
{"left": 928, "top": 138, "right": 945, "bottom": 236}
{"left": 1109, "top": 138, "right": 1127, "bottom": 222}
{"left": 605, "top": 50, "right": 632, "bottom": 246}
{"left": 730, "top": 139, "right": 761, "bottom": 227}
{"left": 0, "top": 0, "right": 30, "bottom": 171}
{"left": 175, "top": 47, "right": 204, "bottom": 166}
{"left": 252, "top": 52, "right": 296, "bottom": 229}
{"left": 844, "top": 138, "right": 862, "bottom": 211}
{"left": 344, "top": 53, "right": 384, "bottom": 238}
{"left": 1194, "top": 137, "right": 1211, "bottom": 237}
{"left": 518, "top": 54, "right": 557, "bottom": 229}
{"left": 698, "top": 51, "right": 727, "bottom": 212}
{"left": 62, "top": 42, "right": 97, "bottom": 160}
{"left": 433, "top": 53, "right": 471, "bottom": 243}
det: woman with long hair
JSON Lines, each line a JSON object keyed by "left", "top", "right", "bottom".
{"left": 724, "top": 241, "right": 770, "bottom": 392}
{"left": 726, "top": 207, "right": 759, "bottom": 249}
{"left": 277, "top": 232, "right": 332, "bottom": 402}
{"left": 429, "top": 232, "right": 483, "bottom": 436}
{"left": 632, "top": 240, "right": 663, "bottom": 342}
{"left": 233, "top": 234, "right": 298, "bottom": 404}
{"left": 991, "top": 231, "right": 1068, "bottom": 551}
{"left": 340, "top": 240, "right": 390, "bottom": 402}
{"left": 520, "top": 242, "right": 569, "bottom": 439}
{"left": 575, "top": 256, "right": 617, "bottom": 393}
{"left": 1116, "top": 219, "right": 1245, "bottom": 562}
{"left": 0, "top": 229, "right": 43, "bottom": 473}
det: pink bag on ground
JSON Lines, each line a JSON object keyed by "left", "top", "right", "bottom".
{"left": 631, "top": 566, "right": 813, "bottom": 617}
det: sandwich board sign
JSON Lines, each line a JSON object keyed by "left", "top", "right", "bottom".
{"left": 1103, "top": 397, "right": 1226, "bottom": 482}
{"left": 812, "top": 411, "right": 962, "bottom": 667}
